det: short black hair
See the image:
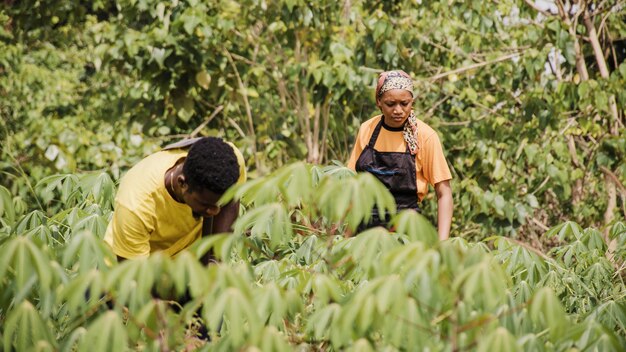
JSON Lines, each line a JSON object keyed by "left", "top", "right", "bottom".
{"left": 183, "top": 137, "right": 240, "bottom": 194}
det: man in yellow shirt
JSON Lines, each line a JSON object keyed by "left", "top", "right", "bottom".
{"left": 104, "top": 137, "right": 246, "bottom": 263}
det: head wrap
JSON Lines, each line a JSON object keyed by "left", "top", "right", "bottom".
{"left": 376, "top": 70, "right": 414, "bottom": 98}
{"left": 376, "top": 70, "right": 419, "bottom": 155}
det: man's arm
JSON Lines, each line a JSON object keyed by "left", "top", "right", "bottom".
{"left": 434, "top": 180, "right": 453, "bottom": 241}
{"left": 200, "top": 200, "right": 240, "bottom": 265}
{"left": 206, "top": 200, "right": 240, "bottom": 235}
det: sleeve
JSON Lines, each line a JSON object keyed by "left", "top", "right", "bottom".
{"left": 105, "top": 204, "right": 152, "bottom": 258}
{"left": 421, "top": 132, "right": 452, "bottom": 185}
{"left": 228, "top": 142, "right": 247, "bottom": 184}
{"left": 347, "top": 125, "right": 366, "bottom": 170}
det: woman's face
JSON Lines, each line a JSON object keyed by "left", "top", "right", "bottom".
{"left": 377, "top": 89, "right": 413, "bottom": 128}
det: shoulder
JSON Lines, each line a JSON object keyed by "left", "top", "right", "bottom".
{"left": 117, "top": 151, "right": 184, "bottom": 208}
{"left": 360, "top": 115, "right": 382, "bottom": 129}
{"left": 416, "top": 119, "right": 439, "bottom": 140}
{"left": 357, "top": 115, "right": 382, "bottom": 136}
{"left": 225, "top": 141, "right": 247, "bottom": 183}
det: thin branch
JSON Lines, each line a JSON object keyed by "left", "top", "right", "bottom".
{"left": 531, "top": 217, "right": 550, "bottom": 232}
{"left": 523, "top": 0, "right": 554, "bottom": 17}
{"left": 501, "top": 237, "right": 551, "bottom": 261}
{"left": 531, "top": 176, "right": 551, "bottom": 195}
{"left": 189, "top": 105, "right": 223, "bottom": 138}
{"left": 427, "top": 52, "right": 524, "bottom": 82}
{"left": 224, "top": 49, "right": 256, "bottom": 141}
{"left": 226, "top": 117, "right": 246, "bottom": 138}
{"left": 600, "top": 166, "right": 626, "bottom": 193}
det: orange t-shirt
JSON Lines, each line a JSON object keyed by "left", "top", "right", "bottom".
{"left": 347, "top": 115, "right": 452, "bottom": 202}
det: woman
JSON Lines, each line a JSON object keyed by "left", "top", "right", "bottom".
{"left": 347, "top": 70, "right": 453, "bottom": 240}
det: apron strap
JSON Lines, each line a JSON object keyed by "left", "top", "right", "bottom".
{"left": 367, "top": 117, "right": 385, "bottom": 148}
{"left": 368, "top": 117, "right": 411, "bottom": 153}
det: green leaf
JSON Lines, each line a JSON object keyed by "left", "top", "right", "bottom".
{"left": 3, "top": 301, "right": 56, "bottom": 351}
{"left": 390, "top": 209, "right": 438, "bottom": 245}
{"left": 477, "top": 327, "right": 520, "bottom": 352}
{"left": 453, "top": 256, "right": 508, "bottom": 310}
{"left": 78, "top": 311, "right": 128, "bottom": 352}
{"left": 529, "top": 287, "right": 568, "bottom": 339}
{"left": 492, "top": 159, "right": 506, "bottom": 180}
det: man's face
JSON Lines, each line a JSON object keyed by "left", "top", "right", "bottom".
{"left": 182, "top": 187, "right": 222, "bottom": 218}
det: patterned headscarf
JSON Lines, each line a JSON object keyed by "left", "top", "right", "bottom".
{"left": 376, "top": 70, "right": 419, "bottom": 155}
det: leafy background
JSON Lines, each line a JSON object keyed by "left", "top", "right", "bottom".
{"left": 1, "top": 0, "right": 626, "bottom": 350}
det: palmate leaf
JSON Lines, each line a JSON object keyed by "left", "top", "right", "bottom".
{"left": 277, "top": 266, "right": 314, "bottom": 291}
{"left": 105, "top": 255, "right": 165, "bottom": 310}
{"left": 317, "top": 162, "right": 356, "bottom": 180}
{"left": 22, "top": 224, "right": 55, "bottom": 246}
{"left": 333, "top": 227, "right": 400, "bottom": 279}
{"left": 452, "top": 256, "right": 509, "bottom": 311}
{"left": 576, "top": 320, "right": 624, "bottom": 351}
{"left": 59, "top": 269, "right": 105, "bottom": 314}
{"left": 233, "top": 202, "right": 293, "bottom": 250}
{"left": 311, "top": 274, "right": 343, "bottom": 305}
{"left": 78, "top": 172, "right": 115, "bottom": 209}
{"left": 0, "top": 185, "right": 16, "bottom": 227}
{"left": 35, "top": 174, "right": 78, "bottom": 205}
{"left": 2, "top": 300, "right": 56, "bottom": 351}
{"left": 15, "top": 210, "right": 47, "bottom": 234}
{"left": 0, "top": 237, "right": 57, "bottom": 307}
{"left": 254, "top": 259, "right": 281, "bottom": 282}
{"left": 305, "top": 303, "right": 342, "bottom": 342}
{"left": 492, "top": 237, "right": 548, "bottom": 286}
{"left": 316, "top": 172, "right": 395, "bottom": 232}
{"left": 190, "top": 232, "right": 244, "bottom": 263}
{"left": 203, "top": 286, "right": 262, "bottom": 348}
{"left": 529, "top": 287, "right": 568, "bottom": 339}
{"left": 294, "top": 234, "right": 322, "bottom": 265}
{"left": 345, "top": 338, "right": 375, "bottom": 352}
{"left": 59, "top": 327, "right": 86, "bottom": 352}
{"left": 584, "top": 259, "right": 614, "bottom": 292}
{"left": 476, "top": 327, "right": 520, "bottom": 352}
{"left": 390, "top": 209, "right": 438, "bottom": 246}
{"left": 77, "top": 311, "right": 128, "bottom": 352}
{"left": 249, "top": 326, "right": 292, "bottom": 352}
{"left": 62, "top": 230, "right": 115, "bottom": 273}
{"left": 72, "top": 213, "right": 109, "bottom": 239}
{"left": 382, "top": 243, "right": 441, "bottom": 305}
{"left": 609, "top": 221, "right": 626, "bottom": 241}
{"left": 333, "top": 275, "right": 405, "bottom": 345}
{"left": 224, "top": 162, "right": 313, "bottom": 208}
{"left": 581, "top": 228, "right": 607, "bottom": 252}
{"left": 166, "top": 251, "right": 211, "bottom": 297}
{"left": 385, "top": 296, "right": 431, "bottom": 349}
{"left": 545, "top": 221, "right": 583, "bottom": 241}
{"left": 255, "top": 282, "right": 288, "bottom": 327}
{"left": 586, "top": 300, "right": 626, "bottom": 335}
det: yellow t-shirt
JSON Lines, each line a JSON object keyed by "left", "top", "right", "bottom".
{"left": 104, "top": 143, "right": 247, "bottom": 258}
{"left": 347, "top": 115, "right": 451, "bottom": 202}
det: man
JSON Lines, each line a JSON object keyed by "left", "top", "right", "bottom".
{"left": 104, "top": 136, "right": 246, "bottom": 263}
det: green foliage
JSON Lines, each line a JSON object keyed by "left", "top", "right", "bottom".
{"left": 2, "top": 0, "right": 625, "bottom": 240}
{"left": 1, "top": 164, "right": 625, "bottom": 350}
{"left": 1, "top": 0, "right": 626, "bottom": 349}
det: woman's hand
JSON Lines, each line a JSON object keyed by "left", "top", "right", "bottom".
{"left": 434, "top": 180, "right": 453, "bottom": 240}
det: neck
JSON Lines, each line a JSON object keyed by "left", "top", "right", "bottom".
{"left": 381, "top": 116, "right": 405, "bottom": 131}
{"left": 166, "top": 163, "right": 184, "bottom": 203}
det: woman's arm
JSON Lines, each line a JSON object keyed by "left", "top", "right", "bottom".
{"left": 434, "top": 180, "right": 453, "bottom": 240}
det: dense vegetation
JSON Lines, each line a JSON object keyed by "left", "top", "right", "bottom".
{"left": 1, "top": 0, "right": 625, "bottom": 350}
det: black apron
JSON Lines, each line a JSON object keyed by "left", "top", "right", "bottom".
{"left": 355, "top": 117, "right": 420, "bottom": 229}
